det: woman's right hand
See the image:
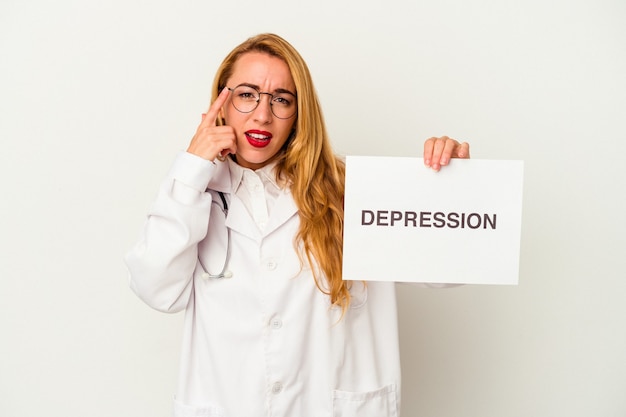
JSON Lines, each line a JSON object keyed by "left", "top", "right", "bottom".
{"left": 187, "top": 87, "right": 237, "bottom": 162}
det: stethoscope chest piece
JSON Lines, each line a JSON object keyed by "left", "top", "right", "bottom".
{"left": 201, "top": 270, "right": 233, "bottom": 280}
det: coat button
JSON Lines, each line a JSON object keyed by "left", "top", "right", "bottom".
{"left": 270, "top": 317, "right": 283, "bottom": 330}
{"left": 266, "top": 260, "right": 277, "bottom": 270}
{"left": 271, "top": 382, "right": 283, "bottom": 394}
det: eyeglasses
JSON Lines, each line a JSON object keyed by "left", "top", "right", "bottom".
{"left": 227, "top": 84, "right": 297, "bottom": 119}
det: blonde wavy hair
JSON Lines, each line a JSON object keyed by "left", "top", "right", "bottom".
{"left": 211, "top": 33, "right": 352, "bottom": 313}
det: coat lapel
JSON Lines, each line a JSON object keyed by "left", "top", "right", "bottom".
{"left": 225, "top": 195, "right": 263, "bottom": 241}
{"left": 262, "top": 188, "right": 299, "bottom": 237}
{"left": 209, "top": 159, "right": 299, "bottom": 241}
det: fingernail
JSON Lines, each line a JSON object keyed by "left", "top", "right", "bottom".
{"left": 424, "top": 159, "right": 431, "bottom": 167}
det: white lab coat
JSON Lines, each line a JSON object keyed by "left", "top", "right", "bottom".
{"left": 126, "top": 152, "right": 403, "bottom": 417}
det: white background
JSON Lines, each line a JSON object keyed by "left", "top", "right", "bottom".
{"left": 1, "top": 1, "right": 625, "bottom": 416}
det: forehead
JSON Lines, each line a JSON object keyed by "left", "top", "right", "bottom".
{"left": 229, "top": 52, "right": 295, "bottom": 91}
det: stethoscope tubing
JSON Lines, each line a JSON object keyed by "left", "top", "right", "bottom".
{"left": 198, "top": 191, "right": 232, "bottom": 279}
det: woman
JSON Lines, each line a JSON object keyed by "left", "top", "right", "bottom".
{"left": 126, "top": 33, "right": 469, "bottom": 417}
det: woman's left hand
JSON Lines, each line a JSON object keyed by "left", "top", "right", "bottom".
{"left": 423, "top": 136, "right": 470, "bottom": 172}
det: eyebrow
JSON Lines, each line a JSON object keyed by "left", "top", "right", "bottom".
{"left": 238, "top": 82, "right": 296, "bottom": 97}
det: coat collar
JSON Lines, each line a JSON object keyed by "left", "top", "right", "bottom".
{"left": 209, "top": 158, "right": 299, "bottom": 241}
{"left": 205, "top": 159, "right": 232, "bottom": 193}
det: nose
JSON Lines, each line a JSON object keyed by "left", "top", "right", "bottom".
{"left": 253, "top": 93, "right": 273, "bottom": 123}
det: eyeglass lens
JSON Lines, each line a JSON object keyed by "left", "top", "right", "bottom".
{"left": 229, "top": 85, "right": 297, "bottom": 119}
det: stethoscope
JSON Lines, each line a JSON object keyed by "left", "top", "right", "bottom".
{"left": 198, "top": 191, "right": 233, "bottom": 279}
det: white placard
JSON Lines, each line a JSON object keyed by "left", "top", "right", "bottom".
{"left": 342, "top": 156, "right": 524, "bottom": 285}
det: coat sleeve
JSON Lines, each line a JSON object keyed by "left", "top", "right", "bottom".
{"left": 125, "top": 152, "right": 217, "bottom": 313}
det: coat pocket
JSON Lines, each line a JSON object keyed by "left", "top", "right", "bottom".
{"left": 173, "top": 397, "right": 226, "bottom": 417}
{"left": 332, "top": 384, "right": 398, "bottom": 417}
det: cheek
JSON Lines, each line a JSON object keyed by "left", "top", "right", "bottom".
{"left": 222, "top": 106, "right": 245, "bottom": 128}
{"left": 282, "top": 120, "right": 296, "bottom": 139}
{"left": 276, "top": 122, "right": 296, "bottom": 145}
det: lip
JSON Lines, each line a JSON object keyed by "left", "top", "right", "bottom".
{"left": 245, "top": 130, "right": 273, "bottom": 148}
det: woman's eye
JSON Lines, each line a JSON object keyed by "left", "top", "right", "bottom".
{"left": 239, "top": 92, "right": 256, "bottom": 100}
{"left": 274, "top": 96, "right": 291, "bottom": 106}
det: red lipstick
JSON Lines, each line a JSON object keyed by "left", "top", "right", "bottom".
{"left": 245, "top": 130, "right": 272, "bottom": 148}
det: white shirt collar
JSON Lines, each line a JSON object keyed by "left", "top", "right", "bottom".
{"left": 227, "top": 158, "right": 282, "bottom": 193}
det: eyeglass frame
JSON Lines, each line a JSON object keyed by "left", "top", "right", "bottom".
{"left": 225, "top": 84, "right": 298, "bottom": 119}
